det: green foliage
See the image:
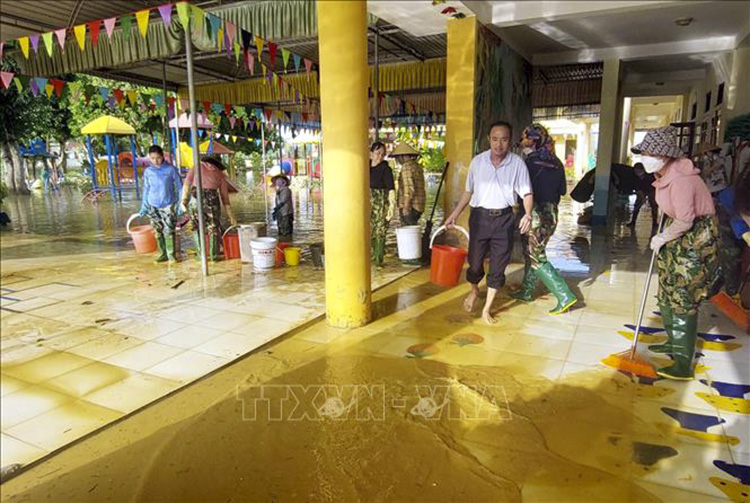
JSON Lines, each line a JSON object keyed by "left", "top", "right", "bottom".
{"left": 418, "top": 147, "right": 446, "bottom": 173}
{"left": 61, "top": 169, "right": 93, "bottom": 193}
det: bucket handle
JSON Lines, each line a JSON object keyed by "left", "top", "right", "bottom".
{"left": 429, "top": 225, "right": 469, "bottom": 249}
{"left": 126, "top": 213, "right": 148, "bottom": 234}
{"left": 222, "top": 225, "right": 239, "bottom": 237}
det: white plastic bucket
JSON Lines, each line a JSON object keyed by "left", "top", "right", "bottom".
{"left": 396, "top": 226, "right": 422, "bottom": 260}
{"left": 238, "top": 225, "right": 255, "bottom": 263}
{"left": 250, "top": 237, "right": 278, "bottom": 271}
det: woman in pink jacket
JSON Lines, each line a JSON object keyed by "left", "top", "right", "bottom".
{"left": 631, "top": 126, "right": 721, "bottom": 380}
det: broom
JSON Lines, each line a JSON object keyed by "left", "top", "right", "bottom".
{"left": 601, "top": 214, "right": 666, "bottom": 379}
{"left": 421, "top": 162, "right": 449, "bottom": 266}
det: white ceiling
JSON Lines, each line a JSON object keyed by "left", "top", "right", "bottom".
{"left": 367, "top": 1, "right": 472, "bottom": 37}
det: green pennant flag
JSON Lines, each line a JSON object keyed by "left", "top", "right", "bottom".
{"left": 176, "top": 2, "right": 191, "bottom": 29}
{"left": 192, "top": 6, "right": 205, "bottom": 35}
{"left": 13, "top": 77, "right": 23, "bottom": 92}
{"left": 281, "top": 48, "right": 290, "bottom": 70}
{"left": 234, "top": 41, "right": 241, "bottom": 63}
{"left": 121, "top": 15, "right": 133, "bottom": 41}
{"left": 42, "top": 32, "right": 54, "bottom": 57}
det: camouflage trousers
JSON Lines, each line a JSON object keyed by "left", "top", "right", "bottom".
{"left": 521, "top": 202, "right": 558, "bottom": 269}
{"left": 371, "top": 189, "right": 389, "bottom": 265}
{"left": 146, "top": 204, "right": 177, "bottom": 238}
{"left": 189, "top": 188, "right": 223, "bottom": 239}
{"left": 657, "top": 215, "right": 722, "bottom": 314}
{"left": 715, "top": 196, "right": 742, "bottom": 295}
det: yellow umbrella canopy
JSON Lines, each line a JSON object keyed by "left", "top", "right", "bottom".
{"left": 81, "top": 115, "right": 136, "bottom": 135}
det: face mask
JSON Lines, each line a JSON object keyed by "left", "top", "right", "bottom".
{"left": 641, "top": 156, "right": 664, "bottom": 174}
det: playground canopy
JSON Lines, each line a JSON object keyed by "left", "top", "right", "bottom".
{"left": 81, "top": 115, "right": 137, "bottom": 135}
{"left": 169, "top": 113, "right": 213, "bottom": 129}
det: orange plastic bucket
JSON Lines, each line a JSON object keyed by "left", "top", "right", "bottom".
{"left": 222, "top": 226, "right": 241, "bottom": 260}
{"left": 429, "top": 225, "right": 470, "bottom": 287}
{"left": 126, "top": 214, "right": 157, "bottom": 254}
{"left": 276, "top": 242, "right": 290, "bottom": 266}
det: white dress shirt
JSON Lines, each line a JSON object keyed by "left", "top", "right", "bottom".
{"left": 465, "top": 150, "right": 532, "bottom": 209}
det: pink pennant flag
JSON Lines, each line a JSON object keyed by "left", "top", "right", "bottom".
{"left": 30, "top": 34, "right": 40, "bottom": 54}
{"left": 246, "top": 51, "right": 255, "bottom": 74}
{"left": 229, "top": 117, "right": 236, "bottom": 128}
{"left": 104, "top": 17, "right": 117, "bottom": 38}
{"left": 158, "top": 4, "right": 173, "bottom": 27}
{"left": 180, "top": 98, "right": 188, "bottom": 110}
{"left": 304, "top": 58, "right": 313, "bottom": 78}
{"left": 55, "top": 28, "right": 67, "bottom": 50}
{"left": 0, "top": 72, "right": 14, "bottom": 90}
{"left": 226, "top": 21, "right": 235, "bottom": 47}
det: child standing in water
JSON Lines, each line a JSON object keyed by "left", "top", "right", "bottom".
{"left": 272, "top": 174, "right": 293, "bottom": 242}
{"left": 140, "top": 145, "right": 182, "bottom": 263}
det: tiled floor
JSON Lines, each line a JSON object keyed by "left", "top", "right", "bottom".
{"left": 1, "top": 239, "right": 415, "bottom": 470}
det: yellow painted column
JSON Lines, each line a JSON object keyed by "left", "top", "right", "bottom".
{"left": 592, "top": 58, "right": 621, "bottom": 225}
{"left": 317, "top": 0, "right": 371, "bottom": 327}
{"left": 443, "top": 17, "right": 477, "bottom": 240}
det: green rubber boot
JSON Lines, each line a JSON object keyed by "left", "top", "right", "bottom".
{"left": 656, "top": 312, "right": 697, "bottom": 380}
{"left": 648, "top": 305, "right": 674, "bottom": 354}
{"left": 193, "top": 233, "right": 202, "bottom": 261}
{"left": 209, "top": 234, "right": 221, "bottom": 262}
{"left": 536, "top": 262, "right": 578, "bottom": 315}
{"left": 372, "top": 238, "right": 386, "bottom": 267}
{"left": 510, "top": 264, "right": 538, "bottom": 302}
{"left": 165, "top": 233, "right": 178, "bottom": 263}
{"left": 154, "top": 234, "right": 168, "bottom": 263}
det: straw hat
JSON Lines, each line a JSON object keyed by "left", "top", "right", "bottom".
{"left": 631, "top": 126, "right": 684, "bottom": 159}
{"left": 390, "top": 143, "right": 419, "bottom": 157}
{"left": 271, "top": 174, "right": 290, "bottom": 185}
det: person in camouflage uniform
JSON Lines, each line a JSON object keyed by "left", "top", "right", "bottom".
{"left": 369, "top": 142, "right": 395, "bottom": 267}
{"left": 139, "top": 145, "right": 182, "bottom": 263}
{"left": 511, "top": 124, "right": 577, "bottom": 315}
{"left": 632, "top": 126, "right": 721, "bottom": 380}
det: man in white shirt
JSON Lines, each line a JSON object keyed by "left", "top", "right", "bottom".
{"left": 446, "top": 121, "right": 534, "bottom": 325}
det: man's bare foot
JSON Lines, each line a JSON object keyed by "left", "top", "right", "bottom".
{"left": 463, "top": 290, "right": 478, "bottom": 312}
{"left": 482, "top": 309, "right": 497, "bottom": 325}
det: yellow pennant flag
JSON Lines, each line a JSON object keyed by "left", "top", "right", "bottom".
{"left": 254, "top": 36, "right": 264, "bottom": 57}
{"left": 118, "top": 98, "right": 126, "bottom": 109}
{"left": 217, "top": 28, "right": 224, "bottom": 51}
{"left": 126, "top": 90, "right": 138, "bottom": 105}
{"left": 136, "top": 9, "right": 150, "bottom": 38}
{"left": 74, "top": 25, "right": 86, "bottom": 50}
{"left": 18, "top": 37, "right": 30, "bottom": 59}
{"left": 234, "top": 41, "right": 241, "bottom": 63}
{"left": 176, "top": 2, "right": 191, "bottom": 29}
{"left": 192, "top": 6, "right": 205, "bottom": 35}
{"left": 45, "top": 83, "right": 54, "bottom": 98}
{"left": 232, "top": 135, "right": 237, "bottom": 142}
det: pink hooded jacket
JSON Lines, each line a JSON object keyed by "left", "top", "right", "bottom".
{"left": 653, "top": 158, "right": 715, "bottom": 223}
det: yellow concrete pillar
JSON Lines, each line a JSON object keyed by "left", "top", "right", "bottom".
{"left": 592, "top": 58, "right": 621, "bottom": 225}
{"left": 317, "top": 0, "right": 371, "bottom": 327}
{"left": 443, "top": 17, "right": 477, "bottom": 237}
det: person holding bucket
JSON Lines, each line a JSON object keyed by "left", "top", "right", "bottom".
{"left": 271, "top": 174, "right": 294, "bottom": 242}
{"left": 370, "top": 142, "right": 396, "bottom": 267}
{"left": 510, "top": 124, "right": 577, "bottom": 315}
{"left": 139, "top": 145, "right": 182, "bottom": 263}
{"left": 445, "top": 121, "right": 533, "bottom": 325}
{"left": 393, "top": 143, "right": 426, "bottom": 226}
{"left": 180, "top": 155, "right": 237, "bottom": 262}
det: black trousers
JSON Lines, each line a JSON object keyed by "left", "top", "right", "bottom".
{"left": 467, "top": 207, "right": 514, "bottom": 290}
{"left": 400, "top": 208, "right": 422, "bottom": 226}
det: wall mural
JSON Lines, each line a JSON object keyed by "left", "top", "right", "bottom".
{"left": 474, "top": 26, "right": 532, "bottom": 154}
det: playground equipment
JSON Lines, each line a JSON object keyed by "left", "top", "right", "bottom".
{"left": 81, "top": 116, "right": 140, "bottom": 201}
{"left": 169, "top": 113, "right": 213, "bottom": 169}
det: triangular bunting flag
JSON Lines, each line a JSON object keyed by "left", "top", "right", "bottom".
{"left": 212, "top": 103, "right": 223, "bottom": 114}
{"left": 246, "top": 51, "right": 255, "bottom": 74}
{"left": 176, "top": 2, "right": 191, "bottom": 29}
{"left": 136, "top": 9, "right": 150, "bottom": 38}
{"left": 153, "top": 94, "right": 164, "bottom": 107}
{"left": 224, "top": 104, "right": 232, "bottom": 115}
{"left": 0, "top": 72, "right": 13, "bottom": 90}
{"left": 304, "top": 58, "right": 313, "bottom": 78}
{"left": 281, "top": 48, "right": 290, "bottom": 70}
{"left": 241, "top": 29, "right": 252, "bottom": 50}
{"left": 179, "top": 98, "right": 188, "bottom": 110}
{"left": 229, "top": 117, "right": 236, "bottom": 128}
{"left": 30, "top": 79, "right": 39, "bottom": 97}
{"left": 89, "top": 20, "right": 102, "bottom": 47}
{"left": 231, "top": 135, "right": 237, "bottom": 142}
{"left": 208, "top": 14, "right": 221, "bottom": 41}
{"left": 104, "top": 18, "right": 117, "bottom": 38}
{"left": 45, "top": 83, "right": 54, "bottom": 98}
{"left": 226, "top": 21, "right": 235, "bottom": 46}
{"left": 51, "top": 79, "right": 65, "bottom": 97}
{"left": 118, "top": 97, "right": 126, "bottom": 109}
{"left": 42, "top": 32, "right": 54, "bottom": 56}
{"left": 158, "top": 4, "right": 173, "bottom": 27}
{"left": 74, "top": 24, "right": 86, "bottom": 50}
{"left": 35, "top": 77, "right": 48, "bottom": 93}
{"left": 293, "top": 53, "right": 301, "bottom": 72}
{"left": 225, "top": 29, "right": 231, "bottom": 57}
{"left": 254, "top": 36, "right": 264, "bottom": 57}
{"left": 202, "top": 100, "right": 211, "bottom": 112}
{"left": 18, "top": 37, "right": 30, "bottom": 59}
{"left": 264, "top": 109, "right": 272, "bottom": 121}
{"left": 234, "top": 41, "right": 241, "bottom": 63}
{"left": 126, "top": 90, "right": 138, "bottom": 105}
{"left": 166, "top": 96, "right": 176, "bottom": 109}
{"left": 272, "top": 73, "right": 278, "bottom": 88}
{"left": 29, "top": 34, "right": 40, "bottom": 54}
{"left": 99, "top": 87, "right": 109, "bottom": 100}
{"left": 121, "top": 15, "right": 133, "bottom": 41}
{"left": 55, "top": 28, "right": 67, "bottom": 51}
{"left": 113, "top": 89, "right": 124, "bottom": 104}
{"left": 108, "top": 96, "right": 116, "bottom": 109}
{"left": 192, "top": 6, "right": 204, "bottom": 35}
{"left": 13, "top": 77, "right": 24, "bottom": 93}
{"left": 217, "top": 27, "right": 224, "bottom": 52}
{"left": 268, "top": 42, "right": 277, "bottom": 68}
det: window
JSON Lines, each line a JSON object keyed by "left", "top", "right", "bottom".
{"left": 705, "top": 91, "right": 712, "bottom": 112}
{"left": 711, "top": 110, "right": 722, "bottom": 145}
{"left": 699, "top": 121, "right": 709, "bottom": 143}
{"left": 717, "top": 83, "right": 725, "bottom": 106}
{"left": 691, "top": 103, "right": 697, "bottom": 120}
